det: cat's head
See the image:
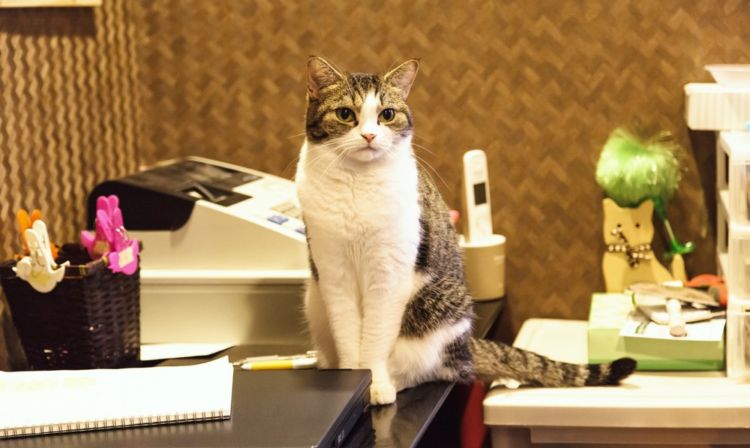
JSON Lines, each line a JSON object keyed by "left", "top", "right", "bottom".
{"left": 602, "top": 198, "right": 655, "bottom": 246}
{"left": 305, "top": 56, "right": 419, "bottom": 163}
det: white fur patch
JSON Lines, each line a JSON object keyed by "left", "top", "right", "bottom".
{"left": 389, "top": 318, "right": 472, "bottom": 390}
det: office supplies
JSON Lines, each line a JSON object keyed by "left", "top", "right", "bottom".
{"left": 237, "top": 369, "right": 371, "bottom": 447}
{"left": 629, "top": 282, "right": 721, "bottom": 308}
{"left": 0, "top": 357, "right": 232, "bottom": 439}
{"left": 16, "top": 209, "right": 58, "bottom": 259}
{"left": 462, "top": 149, "right": 493, "bottom": 243}
{"left": 1, "top": 244, "right": 140, "bottom": 370}
{"left": 241, "top": 356, "right": 317, "bottom": 370}
{"left": 13, "top": 220, "right": 69, "bottom": 293}
{"left": 665, "top": 298, "right": 687, "bottom": 337}
{"left": 588, "top": 293, "right": 725, "bottom": 370}
{"left": 231, "top": 349, "right": 317, "bottom": 366}
{"left": 633, "top": 297, "right": 725, "bottom": 326}
{"left": 86, "top": 157, "right": 309, "bottom": 344}
{"left": 240, "top": 351, "right": 318, "bottom": 370}
{"left": 620, "top": 313, "right": 725, "bottom": 343}
{"left": 81, "top": 195, "right": 140, "bottom": 275}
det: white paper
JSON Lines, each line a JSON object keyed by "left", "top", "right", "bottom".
{"left": 0, "top": 357, "right": 233, "bottom": 437}
{"left": 620, "top": 316, "right": 726, "bottom": 342}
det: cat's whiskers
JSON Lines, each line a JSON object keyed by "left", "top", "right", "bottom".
{"left": 304, "top": 140, "right": 348, "bottom": 171}
{"left": 320, "top": 144, "right": 356, "bottom": 179}
{"left": 287, "top": 131, "right": 308, "bottom": 139}
{"left": 411, "top": 142, "right": 436, "bottom": 156}
{"left": 281, "top": 154, "right": 302, "bottom": 178}
{"left": 413, "top": 153, "right": 451, "bottom": 192}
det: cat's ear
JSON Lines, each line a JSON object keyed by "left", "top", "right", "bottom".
{"left": 307, "top": 56, "right": 344, "bottom": 100}
{"left": 602, "top": 197, "right": 619, "bottom": 216}
{"left": 636, "top": 199, "right": 654, "bottom": 218}
{"left": 384, "top": 59, "right": 420, "bottom": 100}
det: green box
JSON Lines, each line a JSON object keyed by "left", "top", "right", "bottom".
{"left": 588, "top": 293, "right": 725, "bottom": 371}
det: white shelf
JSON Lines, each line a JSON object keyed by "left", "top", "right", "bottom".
{"left": 719, "top": 251, "right": 729, "bottom": 277}
{"left": 719, "top": 188, "right": 730, "bottom": 219}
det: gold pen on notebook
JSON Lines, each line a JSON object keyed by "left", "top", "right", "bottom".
{"left": 234, "top": 351, "right": 318, "bottom": 370}
{"left": 240, "top": 356, "right": 318, "bottom": 371}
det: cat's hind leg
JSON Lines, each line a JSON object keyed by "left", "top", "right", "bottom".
{"left": 304, "top": 280, "right": 338, "bottom": 369}
{"left": 389, "top": 319, "right": 473, "bottom": 392}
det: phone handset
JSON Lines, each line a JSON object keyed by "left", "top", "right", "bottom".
{"left": 462, "top": 149, "right": 493, "bottom": 243}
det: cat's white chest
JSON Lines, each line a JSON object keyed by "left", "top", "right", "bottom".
{"left": 296, "top": 143, "right": 420, "bottom": 245}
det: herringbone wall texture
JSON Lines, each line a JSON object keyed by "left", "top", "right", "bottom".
{"left": 133, "top": 0, "right": 750, "bottom": 339}
{"left": 0, "top": 1, "right": 140, "bottom": 263}
{"left": 1, "top": 1, "right": 748, "bottom": 343}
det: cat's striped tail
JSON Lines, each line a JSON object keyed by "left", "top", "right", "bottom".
{"left": 469, "top": 338, "right": 636, "bottom": 386}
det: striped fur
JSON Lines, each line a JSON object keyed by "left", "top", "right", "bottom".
{"left": 470, "top": 338, "right": 636, "bottom": 387}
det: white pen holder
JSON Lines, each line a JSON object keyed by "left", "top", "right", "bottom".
{"left": 459, "top": 234, "right": 506, "bottom": 301}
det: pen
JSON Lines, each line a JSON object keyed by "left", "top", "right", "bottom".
{"left": 241, "top": 357, "right": 317, "bottom": 371}
{"left": 666, "top": 298, "right": 687, "bottom": 337}
{"left": 232, "top": 350, "right": 317, "bottom": 367}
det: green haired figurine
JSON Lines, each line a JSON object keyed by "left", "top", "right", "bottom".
{"left": 596, "top": 127, "right": 695, "bottom": 258}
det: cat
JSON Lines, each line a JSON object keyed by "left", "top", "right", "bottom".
{"left": 601, "top": 197, "right": 686, "bottom": 292}
{"left": 295, "top": 56, "right": 636, "bottom": 405}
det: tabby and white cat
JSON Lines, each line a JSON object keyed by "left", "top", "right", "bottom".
{"left": 295, "top": 56, "right": 635, "bottom": 405}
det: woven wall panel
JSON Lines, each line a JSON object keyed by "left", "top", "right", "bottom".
{"left": 131, "top": 0, "right": 749, "bottom": 339}
{"left": 0, "top": 1, "right": 140, "bottom": 264}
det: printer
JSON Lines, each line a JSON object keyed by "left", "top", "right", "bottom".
{"left": 88, "top": 157, "right": 310, "bottom": 345}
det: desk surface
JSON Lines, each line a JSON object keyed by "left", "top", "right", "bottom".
{"left": 2, "top": 299, "right": 502, "bottom": 448}
{"left": 483, "top": 319, "right": 750, "bottom": 445}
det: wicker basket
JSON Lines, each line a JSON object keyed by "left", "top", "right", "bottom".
{"left": 0, "top": 244, "right": 140, "bottom": 370}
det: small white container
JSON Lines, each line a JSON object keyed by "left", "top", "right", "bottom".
{"left": 706, "top": 64, "right": 750, "bottom": 88}
{"left": 460, "top": 234, "right": 506, "bottom": 301}
{"left": 726, "top": 295, "right": 750, "bottom": 380}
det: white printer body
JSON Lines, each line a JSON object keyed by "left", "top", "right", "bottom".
{"left": 88, "top": 157, "right": 310, "bottom": 345}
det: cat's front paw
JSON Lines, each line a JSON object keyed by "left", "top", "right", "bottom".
{"left": 370, "top": 381, "right": 397, "bottom": 406}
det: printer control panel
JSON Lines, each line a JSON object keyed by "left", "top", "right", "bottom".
{"left": 219, "top": 163, "right": 306, "bottom": 237}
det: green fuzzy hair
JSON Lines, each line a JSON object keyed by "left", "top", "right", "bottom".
{"left": 595, "top": 127, "right": 682, "bottom": 208}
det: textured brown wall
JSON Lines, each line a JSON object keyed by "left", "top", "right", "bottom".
{"left": 133, "top": 0, "right": 750, "bottom": 339}
{"left": 2, "top": 1, "right": 749, "bottom": 345}
{"left": 0, "top": 1, "right": 140, "bottom": 368}
{"left": 0, "top": 1, "right": 140, "bottom": 260}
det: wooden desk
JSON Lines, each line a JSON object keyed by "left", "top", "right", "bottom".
{"left": 483, "top": 319, "right": 750, "bottom": 447}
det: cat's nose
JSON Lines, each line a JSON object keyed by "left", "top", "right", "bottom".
{"left": 361, "top": 133, "right": 376, "bottom": 143}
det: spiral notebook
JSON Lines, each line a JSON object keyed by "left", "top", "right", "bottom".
{"left": 0, "top": 357, "right": 233, "bottom": 439}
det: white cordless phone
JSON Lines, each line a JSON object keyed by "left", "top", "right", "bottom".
{"left": 462, "top": 149, "right": 493, "bottom": 243}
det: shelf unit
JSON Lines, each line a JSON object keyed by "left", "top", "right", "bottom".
{"left": 685, "top": 81, "right": 750, "bottom": 379}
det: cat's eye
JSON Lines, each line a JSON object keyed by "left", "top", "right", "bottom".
{"left": 380, "top": 108, "right": 396, "bottom": 122}
{"left": 635, "top": 223, "right": 641, "bottom": 228}
{"left": 335, "top": 108, "right": 355, "bottom": 123}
